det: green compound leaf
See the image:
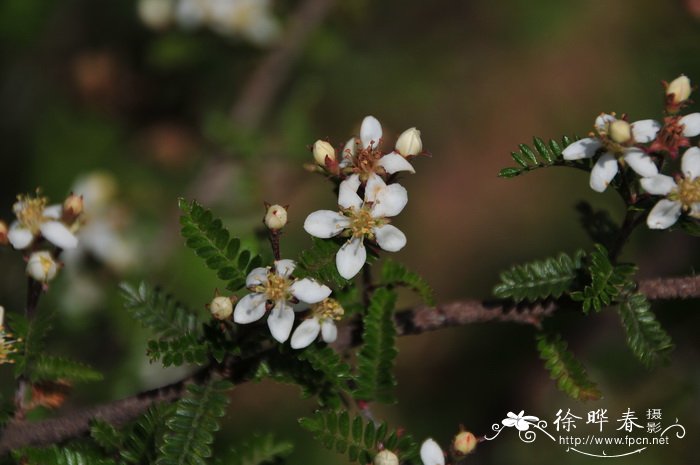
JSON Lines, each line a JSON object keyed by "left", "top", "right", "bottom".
{"left": 147, "top": 334, "right": 209, "bottom": 367}
{"left": 381, "top": 259, "right": 435, "bottom": 306}
{"left": 299, "top": 410, "right": 418, "bottom": 464}
{"left": 498, "top": 135, "right": 585, "bottom": 178}
{"left": 121, "top": 404, "right": 172, "bottom": 465}
{"left": 31, "top": 354, "right": 103, "bottom": 383}
{"left": 617, "top": 293, "right": 674, "bottom": 368}
{"left": 536, "top": 333, "right": 601, "bottom": 401}
{"left": 296, "top": 237, "right": 349, "bottom": 289}
{"left": 354, "top": 288, "right": 398, "bottom": 404}
{"left": 120, "top": 281, "right": 201, "bottom": 339}
{"left": 493, "top": 251, "right": 585, "bottom": 302}
{"left": 217, "top": 433, "right": 293, "bottom": 465}
{"left": 14, "top": 446, "right": 117, "bottom": 465}
{"left": 178, "top": 198, "right": 262, "bottom": 292}
{"left": 90, "top": 419, "right": 123, "bottom": 455}
{"left": 157, "top": 380, "right": 233, "bottom": 465}
{"left": 570, "top": 244, "right": 637, "bottom": 313}
{"left": 8, "top": 309, "right": 53, "bottom": 378}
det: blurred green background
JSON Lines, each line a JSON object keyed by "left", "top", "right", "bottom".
{"left": 1, "top": 0, "right": 699, "bottom": 464}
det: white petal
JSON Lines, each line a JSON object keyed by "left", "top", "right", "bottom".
{"left": 304, "top": 210, "right": 349, "bottom": 238}
{"left": 647, "top": 199, "right": 682, "bottom": 229}
{"left": 371, "top": 183, "right": 408, "bottom": 218}
{"left": 690, "top": 203, "right": 700, "bottom": 218}
{"left": 338, "top": 174, "right": 363, "bottom": 209}
{"left": 7, "top": 223, "right": 34, "bottom": 249}
{"left": 233, "top": 293, "right": 267, "bottom": 324}
{"left": 681, "top": 146, "right": 700, "bottom": 180}
{"left": 420, "top": 439, "right": 445, "bottom": 465}
{"left": 342, "top": 137, "right": 357, "bottom": 159}
{"left": 630, "top": 119, "right": 661, "bottom": 143}
{"left": 378, "top": 152, "right": 415, "bottom": 174}
{"left": 290, "top": 318, "right": 320, "bottom": 349}
{"left": 290, "top": 278, "right": 331, "bottom": 304}
{"left": 589, "top": 153, "right": 618, "bottom": 193}
{"left": 502, "top": 418, "right": 517, "bottom": 427}
{"left": 321, "top": 319, "right": 337, "bottom": 343}
{"left": 267, "top": 302, "right": 295, "bottom": 343}
{"left": 595, "top": 113, "right": 616, "bottom": 133}
{"left": 680, "top": 113, "right": 700, "bottom": 137}
{"left": 274, "top": 259, "right": 296, "bottom": 278}
{"left": 373, "top": 224, "right": 406, "bottom": 252}
{"left": 336, "top": 237, "right": 366, "bottom": 279}
{"left": 40, "top": 221, "right": 78, "bottom": 249}
{"left": 43, "top": 204, "right": 63, "bottom": 219}
{"left": 562, "top": 138, "right": 602, "bottom": 160}
{"left": 365, "top": 173, "right": 387, "bottom": 203}
{"left": 360, "top": 115, "right": 382, "bottom": 149}
{"left": 640, "top": 175, "right": 676, "bottom": 196}
{"left": 623, "top": 148, "right": 658, "bottom": 177}
{"left": 246, "top": 267, "right": 269, "bottom": 288}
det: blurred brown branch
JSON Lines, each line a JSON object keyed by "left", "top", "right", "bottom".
{"left": 1, "top": 274, "right": 698, "bottom": 454}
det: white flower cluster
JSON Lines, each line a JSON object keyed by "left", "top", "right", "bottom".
{"left": 138, "top": 0, "right": 280, "bottom": 45}
{"left": 562, "top": 75, "right": 700, "bottom": 230}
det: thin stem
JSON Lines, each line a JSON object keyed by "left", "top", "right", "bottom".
{"left": 269, "top": 229, "right": 281, "bottom": 261}
{"left": 14, "top": 278, "right": 44, "bottom": 420}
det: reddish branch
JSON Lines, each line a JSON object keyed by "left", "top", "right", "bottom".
{"left": 1, "top": 274, "right": 698, "bottom": 454}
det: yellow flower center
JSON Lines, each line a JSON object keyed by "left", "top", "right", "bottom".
{"left": 0, "top": 328, "right": 19, "bottom": 365}
{"left": 674, "top": 177, "right": 700, "bottom": 210}
{"left": 16, "top": 194, "right": 49, "bottom": 234}
{"left": 263, "top": 273, "right": 291, "bottom": 302}
{"left": 312, "top": 299, "right": 344, "bottom": 320}
{"left": 348, "top": 207, "right": 381, "bottom": 239}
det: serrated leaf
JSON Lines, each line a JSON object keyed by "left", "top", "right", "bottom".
{"left": 381, "top": 259, "right": 435, "bottom": 306}
{"left": 493, "top": 251, "right": 585, "bottom": 302}
{"left": 536, "top": 333, "right": 601, "bottom": 401}
{"left": 499, "top": 135, "right": 582, "bottom": 178}
{"left": 90, "top": 419, "right": 123, "bottom": 454}
{"left": 32, "top": 355, "right": 103, "bottom": 383}
{"left": 15, "top": 446, "right": 117, "bottom": 465}
{"left": 8, "top": 309, "right": 53, "bottom": 378}
{"left": 617, "top": 294, "right": 674, "bottom": 367}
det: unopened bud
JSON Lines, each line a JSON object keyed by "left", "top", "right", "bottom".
{"left": 63, "top": 193, "right": 84, "bottom": 221}
{"left": 667, "top": 75, "right": 691, "bottom": 104}
{"left": 138, "top": 0, "right": 173, "bottom": 30}
{"left": 27, "top": 251, "right": 58, "bottom": 283}
{"left": 373, "top": 450, "right": 399, "bottom": 465}
{"left": 395, "top": 127, "right": 422, "bottom": 156}
{"left": 453, "top": 431, "right": 477, "bottom": 455}
{"left": 210, "top": 296, "right": 233, "bottom": 320}
{"left": 0, "top": 221, "right": 8, "bottom": 246}
{"left": 264, "top": 204, "right": 288, "bottom": 230}
{"left": 608, "top": 120, "right": 631, "bottom": 144}
{"left": 313, "top": 140, "right": 336, "bottom": 166}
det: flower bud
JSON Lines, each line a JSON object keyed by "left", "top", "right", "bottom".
{"left": 138, "top": 0, "right": 173, "bottom": 30}
{"left": 210, "top": 296, "right": 233, "bottom": 320}
{"left": 264, "top": 204, "right": 288, "bottom": 230}
{"left": 313, "top": 140, "right": 336, "bottom": 166}
{"left": 667, "top": 75, "right": 691, "bottom": 104}
{"left": 27, "top": 251, "right": 58, "bottom": 283}
{"left": 395, "top": 127, "right": 422, "bottom": 156}
{"left": 63, "top": 193, "right": 84, "bottom": 221}
{"left": 608, "top": 120, "right": 631, "bottom": 144}
{"left": 373, "top": 450, "right": 399, "bottom": 465}
{"left": 0, "top": 221, "right": 8, "bottom": 246}
{"left": 453, "top": 431, "right": 477, "bottom": 455}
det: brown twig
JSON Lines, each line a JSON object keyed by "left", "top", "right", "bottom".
{"left": 1, "top": 274, "right": 698, "bottom": 454}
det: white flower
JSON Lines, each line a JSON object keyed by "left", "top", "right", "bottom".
{"left": 304, "top": 174, "right": 408, "bottom": 279}
{"left": 420, "top": 439, "right": 445, "bottom": 465}
{"left": 502, "top": 410, "right": 539, "bottom": 431}
{"left": 27, "top": 251, "right": 59, "bottom": 283}
{"left": 290, "top": 298, "right": 343, "bottom": 349}
{"left": 680, "top": 113, "right": 700, "bottom": 137}
{"left": 233, "top": 260, "right": 331, "bottom": 343}
{"left": 562, "top": 113, "right": 660, "bottom": 192}
{"left": 206, "top": 0, "right": 280, "bottom": 45}
{"left": 8, "top": 195, "right": 78, "bottom": 250}
{"left": 641, "top": 146, "right": 700, "bottom": 229}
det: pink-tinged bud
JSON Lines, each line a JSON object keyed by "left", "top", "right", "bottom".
{"left": 210, "top": 296, "right": 234, "bottom": 320}
{"left": 453, "top": 431, "right": 477, "bottom": 455}
{"left": 313, "top": 140, "right": 336, "bottom": 166}
{"left": 264, "top": 204, "right": 288, "bottom": 230}
{"left": 0, "top": 221, "right": 8, "bottom": 246}
{"left": 373, "top": 450, "right": 399, "bottom": 465}
{"left": 395, "top": 127, "right": 422, "bottom": 156}
{"left": 63, "top": 193, "right": 84, "bottom": 221}
{"left": 667, "top": 75, "right": 691, "bottom": 104}
{"left": 27, "top": 251, "right": 58, "bottom": 283}
{"left": 608, "top": 120, "right": 631, "bottom": 144}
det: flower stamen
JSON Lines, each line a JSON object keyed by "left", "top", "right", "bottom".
{"left": 312, "top": 299, "right": 344, "bottom": 321}
{"left": 15, "top": 194, "right": 50, "bottom": 234}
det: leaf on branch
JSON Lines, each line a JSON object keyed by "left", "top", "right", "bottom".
{"left": 296, "top": 237, "right": 349, "bottom": 289}
{"left": 355, "top": 288, "right": 398, "bottom": 404}
{"left": 90, "top": 419, "right": 123, "bottom": 455}
{"left": 157, "top": 379, "right": 233, "bottom": 465}
{"left": 15, "top": 446, "right": 117, "bottom": 465}
{"left": 381, "top": 259, "right": 435, "bottom": 306}
{"left": 570, "top": 244, "right": 637, "bottom": 313}
{"left": 122, "top": 404, "right": 172, "bottom": 465}
{"left": 32, "top": 354, "right": 103, "bottom": 383}
{"left": 178, "top": 198, "right": 262, "bottom": 292}
{"left": 8, "top": 309, "right": 53, "bottom": 378}
{"left": 299, "top": 410, "right": 418, "bottom": 464}
{"left": 498, "top": 136, "right": 585, "bottom": 178}
{"left": 217, "top": 433, "right": 294, "bottom": 465}
{"left": 147, "top": 334, "right": 208, "bottom": 367}
{"left": 493, "top": 251, "right": 585, "bottom": 302}
{"left": 121, "top": 282, "right": 201, "bottom": 339}
{"left": 536, "top": 333, "right": 602, "bottom": 401}
{"left": 617, "top": 293, "right": 674, "bottom": 368}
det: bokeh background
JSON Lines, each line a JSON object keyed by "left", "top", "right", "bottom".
{"left": 1, "top": 0, "right": 699, "bottom": 464}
